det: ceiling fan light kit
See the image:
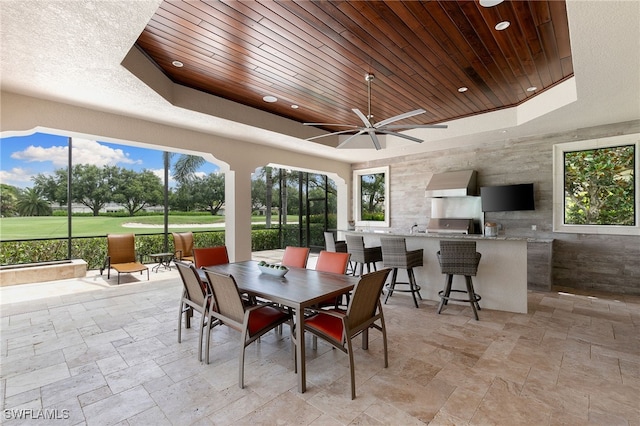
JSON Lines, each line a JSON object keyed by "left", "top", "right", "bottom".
{"left": 304, "top": 73, "right": 447, "bottom": 150}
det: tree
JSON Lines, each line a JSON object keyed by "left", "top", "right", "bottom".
{"left": 192, "top": 173, "right": 225, "bottom": 215}
{"left": 360, "top": 172, "right": 385, "bottom": 220}
{"left": 32, "top": 169, "right": 68, "bottom": 205}
{"left": 71, "top": 164, "right": 116, "bottom": 216}
{"left": 564, "top": 145, "right": 634, "bottom": 225}
{"left": 0, "top": 184, "right": 20, "bottom": 217}
{"left": 16, "top": 187, "right": 52, "bottom": 216}
{"left": 172, "top": 154, "right": 206, "bottom": 185}
{"left": 112, "top": 168, "right": 164, "bottom": 216}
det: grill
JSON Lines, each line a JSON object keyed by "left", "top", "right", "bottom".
{"left": 426, "top": 218, "right": 474, "bottom": 234}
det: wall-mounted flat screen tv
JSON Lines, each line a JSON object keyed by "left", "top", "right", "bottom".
{"left": 480, "top": 183, "right": 535, "bottom": 212}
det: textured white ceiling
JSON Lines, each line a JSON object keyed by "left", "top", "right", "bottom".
{"left": 1, "top": 0, "right": 639, "bottom": 163}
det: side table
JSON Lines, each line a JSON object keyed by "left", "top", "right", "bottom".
{"left": 149, "top": 252, "right": 174, "bottom": 272}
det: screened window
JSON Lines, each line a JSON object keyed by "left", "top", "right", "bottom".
{"left": 553, "top": 134, "right": 639, "bottom": 235}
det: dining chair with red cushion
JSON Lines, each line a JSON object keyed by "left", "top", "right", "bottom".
{"left": 304, "top": 268, "right": 391, "bottom": 399}
{"left": 194, "top": 246, "right": 229, "bottom": 268}
{"left": 315, "top": 250, "right": 352, "bottom": 308}
{"left": 315, "top": 250, "right": 350, "bottom": 274}
{"left": 203, "top": 269, "right": 295, "bottom": 389}
{"left": 175, "top": 261, "right": 217, "bottom": 362}
{"left": 281, "top": 246, "right": 310, "bottom": 268}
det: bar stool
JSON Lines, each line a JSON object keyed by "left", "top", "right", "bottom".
{"left": 345, "top": 234, "right": 382, "bottom": 276}
{"left": 380, "top": 237, "right": 423, "bottom": 308}
{"left": 436, "top": 241, "right": 482, "bottom": 320}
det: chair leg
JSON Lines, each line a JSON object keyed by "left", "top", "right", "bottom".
{"left": 198, "top": 310, "right": 206, "bottom": 362}
{"left": 381, "top": 316, "right": 388, "bottom": 368}
{"left": 408, "top": 268, "right": 422, "bottom": 308}
{"left": 177, "top": 301, "right": 183, "bottom": 343}
{"left": 409, "top": 269, "right": 423, "bottom": 300}
{"left": 384, "top": 268, "right": 398, "bottom": 304}
{"left": 346, "top": 337, "right": 356, "bottom": 400}
{"left": 239, "top": 345, "right": 246, "bottom": 389}
{"left": 465, "top": 276, "right": 480, "bottom": 321}
{"left": 205, "top": 315, "right": 212, "bottom": 364}
{"left": 437, "top": 274, "right": 453, "bottom": 314}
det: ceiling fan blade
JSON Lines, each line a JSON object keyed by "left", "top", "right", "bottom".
{"left": 305, "top": 129, "right": 362, "bottom": 141}
{"left": 352, "top": 109, "right": 373, "bottom": 128}
{"left": 377, "top": 129, "right": 424, "bottom": 143}
{"left": 336, "top": 130, "right": 366, "bottom": 149}
{"left": 374, "top": 109, "right": 426, "bottom": 128}
{"left": 367, "top": 130, "right": 382, "bottom": 150}
{"left": 382, "top": 124, "right": 448, "bottom": 130}
{"left": 303, "top": 122, "right": 359, "bottom": 128}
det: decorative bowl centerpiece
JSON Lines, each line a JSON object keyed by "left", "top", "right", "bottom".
{"left": 257, "top": 261, "right": 289, "bottom": 277}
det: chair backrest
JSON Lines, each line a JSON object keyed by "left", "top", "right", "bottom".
{"left": 345, "top": 235, "right": 366, "bottom": 262}
{"left": 173, "top": 232, "right": 194, "bottom": 259}
{"left": 437, "top": 241, "right": 481, "bottom": 276}
{"left": 107, "top": 233, "right": 137, "bottom": 264}
{"left": 281, "top": 246, "right": 310, "bottom": 268}
{"left": 345, "top": 268, "right": 391, "bottom": 332}
{"left": 315, "top": 250, "right": 350, "bottom": 274}
{"left": 194, "top": 246, "right": 229, "bottom": 268}
{"left": 204, "top": 270, "right": 246, "bottom": 329}
{"left": 324, "top": 232, "right": 338, "bottom": 252}
{"left": 175, "top": 261, "right": 209, "bottom": 307}
{"left": 380, "top": 237, "right": 408, "bottom": 264}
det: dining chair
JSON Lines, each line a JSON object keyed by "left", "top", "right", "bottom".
{"left": 175, "top": 261, "right": 217, "bottom": 362}
{"left": 100, "top": 233, "right": 149, "bottom": 284}
{"left": 281, "top": 246, "right": 310, "bottom": 268}
{"left": 203, "top": 269, "right": 294, "bottom": 389}
{"left": 194, "top": 246, "right": 229, "bottom": 268}
{"left": 172, "top": 232, "right": 195, "bottom": 262}
{"left": 304, "top": 268, "right": 391, "bottom": 399}
{"left": 315, "top": 250, "right": 352, "bottom": 308}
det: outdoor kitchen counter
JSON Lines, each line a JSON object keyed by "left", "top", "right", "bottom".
{"left": 339, "top": 230, "right": 552, "bottom": 314}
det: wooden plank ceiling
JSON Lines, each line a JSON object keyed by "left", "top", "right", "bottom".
{"left": 135, "top": 0, "right": 572, "bottom": 137}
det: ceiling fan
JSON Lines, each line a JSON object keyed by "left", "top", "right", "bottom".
{"left": 304, "top": 74, "right": 447, "bottom": 150}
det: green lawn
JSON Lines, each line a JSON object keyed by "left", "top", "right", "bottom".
{"left": 0, "top": 215, "right": 294, "bottom": 240}
{"left": 0, "top": 215, "right": 227, "bottom": 240}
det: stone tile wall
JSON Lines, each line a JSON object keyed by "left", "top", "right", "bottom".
{"left": 352, "top": 120, "right": 640, "bottom": 294}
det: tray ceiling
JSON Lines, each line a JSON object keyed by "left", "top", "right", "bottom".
{"left": 135, "top": 0, "right": 573, "bottom": 139}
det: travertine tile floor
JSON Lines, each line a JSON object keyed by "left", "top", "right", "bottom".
{"left": 1, "top": 251, "right": 639, "bottom": 425}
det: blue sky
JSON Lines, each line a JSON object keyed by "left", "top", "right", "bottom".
{"left": 1, "top": 132, "right": 219, "bottom": 188}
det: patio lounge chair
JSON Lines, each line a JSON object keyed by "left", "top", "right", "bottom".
{"left": 101, "top": 233, "right": 149, "bottom": 284}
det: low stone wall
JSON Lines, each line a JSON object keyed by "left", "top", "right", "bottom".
{"left": 0, "top": 259, "right": 87, "bottom": 286}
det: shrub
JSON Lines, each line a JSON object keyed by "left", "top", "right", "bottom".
{"left": 0, "top": 229, "right": 281, "bottom": 269}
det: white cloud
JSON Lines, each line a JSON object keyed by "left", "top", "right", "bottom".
{"left": 0, "top": 167, "right": 38, "bottom": 187}
{"left": 10, "top": 138, "right": 142, "bottom": 167}
{"left": 11, "top": 145, "right": 68, "bottom": 167}
{"left": 150, "top": 168, "right": 175, "bottom": 185}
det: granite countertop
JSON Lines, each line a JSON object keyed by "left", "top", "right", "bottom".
{"left": 342, "top": 229, "right": 553, "bottom": 243}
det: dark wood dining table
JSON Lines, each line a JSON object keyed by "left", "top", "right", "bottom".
{"left": 201, "top": 260, "right": 359, "bottom": 393}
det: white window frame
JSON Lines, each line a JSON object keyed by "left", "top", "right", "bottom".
{"left": 353, "top": 166, "right": 390, "bottom": 228}
{"left": 553, "top": 133, "right": 639, "bottom": 235}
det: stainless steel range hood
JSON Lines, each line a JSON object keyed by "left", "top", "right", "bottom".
{"left": 425, "top": 170, "right": 478, "bottom": 197}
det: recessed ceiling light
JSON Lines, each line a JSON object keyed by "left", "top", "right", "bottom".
{"left": 479, "top": 0, "right": 504, "bottom": 7}
{"left": 527, "top": 86, "right": 537, "bottom": 92}
{"left": 263, "top": 95, "right": 278, "bottom": 103}
{"left": 458, "top": 87, "right": 468, "bottom": 93}
{"left": 495, "top": 21, "right": 510, "bottom": 31}
{"left": 172, "top": 60, "right": 184, "bottom": 68}
{"left": 291, "top": 104, "right": 299, "bottom": 109}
